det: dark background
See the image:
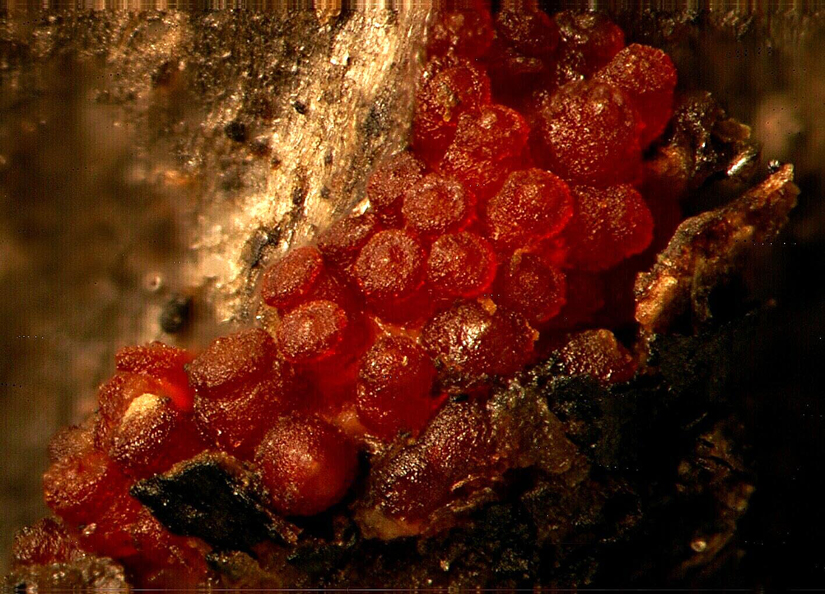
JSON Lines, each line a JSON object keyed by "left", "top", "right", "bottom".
{"left": 616, "top": 11, "right": 825, "bottom": 587}
{"left": 1, "top": 6, "right": 824, "bottom": 587}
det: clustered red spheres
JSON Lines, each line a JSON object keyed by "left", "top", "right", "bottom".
{"left": 34, "top": 4, "right": 681, "bottom": 581}
{"left": 42, "top": 345, "right": 210, "bottom": 587}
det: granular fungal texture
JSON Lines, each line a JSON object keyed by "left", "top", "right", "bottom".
{"left": 595, "top": 43, "right": 677, "bottom": 148}
{"left": 275, "top": 300, "right": 353, "bottom": 364}
{"left": 421, "top": 299, "right": 535, "bottom": 390}
{"left": 484, "top": 168, "right": 573, "bottom": 251}
{"left": 553, "top": 10, "right": 625, "bottom": 83}
{"left": 426, "top": 232, "right": 497, "bottom": 298}
{"left": 260, "top": 246, "right": 326, "bottom": 312}
{"left": 366, "top": 152, "right": 426, "bottom": 227}
{"left": 402, "top": 173, "right": 474, "bottom": 239}
{"left": 356, "top": 335, "right": 438, "bottom": 439}
{"left": 9, "top": 5, "right": 798, "bottom": 591}
{"left": 562, "top": 184, "right": 654, "bottom": 271}
{"left": 255, "top": 415, "right": 358, "bottom": 517}
{"left": 495, "top": 252, "right": 566, "bottom": 326}
{"left": 413, "top": 63, "right": 492, "bottom": 165}
{"left": 440, "top": 104, "right": 530, "bottom": 199}
{"left": 317, "top": 213, "right": 382, "bottom": 273}
{"left": 532, "top": 80, "right": 643, "bottom": 187}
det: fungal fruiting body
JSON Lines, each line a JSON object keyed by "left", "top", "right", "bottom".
{"left": 19, "top": 5, "right": 685, "bottom": 586}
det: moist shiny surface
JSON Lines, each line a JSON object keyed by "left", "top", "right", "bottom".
{"left": 29, "top": 4, "right": 689, "bottom": 586}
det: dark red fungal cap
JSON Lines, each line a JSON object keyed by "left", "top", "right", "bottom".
{"left": 426, "top": 231, "right": 497, "bottom": 298}
{"left": 420, "top": 63, "right": 492, "bottom": 122}
{"left": 255, "top": 415, "right": 358, "bottom": 516}
{"left": 564, "top": 184, "right": 654, "bottom": 271}
{"left": 484, "top": 37, "right": 548, "bottom": 94}
{"left": 413, "top": 63, "right": 492, "bottom": 165}
{"left": 532, "top": 80, "right": 642, "bottom": 187}
{"left": 495, "top": 252, "right": 566, "bottom": 325}
{"left": 194, "top": 358, "right": 299, "bottom": 460}
{"left": 367, "top": 152, "right": 426, "bottom": 226}
{"left": 554, "top": 10, "right": 625, "bottom": 83}
{"left": 187, "top": 328, "right": 278, "bottom": 396}
{"left": 77, "top": 489, "right": 142, "bottom": 559}
{"left": 317, "top": 212, "right": 382, "bottom": 271}
{"left": 427, "top": 3, "right": 494, "bottom": 59}
{"left": 440, "top": 105, "right": 530, "bottom": 199}
{"left": 554, "top": 329, "right": 636, "bottom": 385}
{"left": 421, "top": 299, "right": 535, "bottom": 390}
{"left": 478, "top": 304, "right": 538, "bottom": 376}
{"left": 107, "top": 393, "right": 205, "bottom": 478}
{"left": 354, "top": 230, "right": 426, "bottom": 301}
{"left": 356, "top": 335, "right": 437, "bottom": 440}
{"left": 448, "top": 104, "right": 530, "bottom": 162}
{"left": 402, "top": 174, "right": 473, "bottom": 239}
{"left": 261, "top": 249, "right": 360, "bottom": 315}
{"left": 595, "top": 43, "right": 677, "bottom": 147}
{"left": 260, "top": 246, "right": 325, "bottom": 311}
{"left": 276, "top": 300, "right": 350, "bottom": 364}
{"left": 115, "top": 342, "right": 194, "bottom": 411}
{"left": 439, "top": 150, "right": 518, "bottom": 201}
{"left": 115, "top": 342, "right": 193, "bottom": 380}
{"left": 365, "top": 446, "right": 450, "bottom": 534}
{"left": 495, "top": 4, "right": 559, "bottom": 57}
{"left": 43, "top": 426, "right": 130, "bottom": 526}
{"left": 485, "top": 168, "right": 573, "bottom": 251}
{"left": 420, "top": 399, "right": 494, "bottom": 482}
{"left": 361, "top": 399, "right": 495, "bottom": 537}
{"left": 11, "top": 517, "right": 83, "bottom": 569}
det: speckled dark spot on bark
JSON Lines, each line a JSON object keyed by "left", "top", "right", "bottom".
{"left": 224, "top": 120, "right": 248, "bottom": 142}
{"left": 160, "top": 294, "right": 192, "bottom": 334}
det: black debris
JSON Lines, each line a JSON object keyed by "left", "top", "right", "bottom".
{"left": 224, "top": 120, "right": 248, "bottom": 143}
{"left": 131, "top": 451, "right": 298, "bottom": 551}
{"left": 159, "top": 294, "right": 192, "bottom": 334}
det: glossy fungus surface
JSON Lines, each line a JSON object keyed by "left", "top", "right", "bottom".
{"left": 532, "top": 80, "right": 642, "bottom": 187}
{"left": 402, "top": 173, "right": 474, "bottom": 239}
{"left": 356, "top": 335, "right": 438, "bottom": 439}
{"left": 426, "top": 231, "right": 497, "bottom": 298}
{"left": 27, "top": 8, "right": 702, "bottom": 582}
{"left": 255, "top": 415, "right": 358, "bottom": 516}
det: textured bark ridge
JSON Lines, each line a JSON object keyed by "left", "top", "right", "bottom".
{"left": 636, "top": 163, "right": 797, "bottom": 334}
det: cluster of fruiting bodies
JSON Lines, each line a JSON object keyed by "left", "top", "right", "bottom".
{"left": 19, "top": 4, "right": 680, "bottom": 586}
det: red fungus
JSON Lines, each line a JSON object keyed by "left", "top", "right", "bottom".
{"left": 595, "top": 43, "right": 677, "bottom": 147}
{"left": 426, "top": 231, "right": 497, "bottom": 299}
{"left": 402, "top": 174, "right": 474, "bottom": 239}
{"left": 255, "top": 415, "right": 358, "bottom": 516}
{"left": 485, "top": 168, "right": 573, "bottom": 252}
{"left": 24, "top": 11, "right": 702, "bottom": 579}
{"left": 356, "top": 335, "right": 438, "bottom": 440}
{"left": 366, "top": 152, "right": 426, "bottom": 227}
{"left": 532, "top": 80, "right": 643, "bottom": 187}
